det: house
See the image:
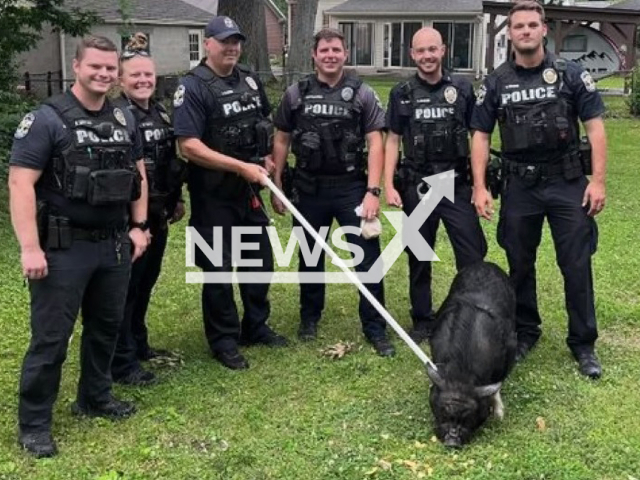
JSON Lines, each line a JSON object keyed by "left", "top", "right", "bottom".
{"left": 288, "top": 0, "right": 486, "bottom": 77}
{"left": 17, "top": 0, "right": 287, "bottom": 98}
{"left": 181, "top": 0, "right": 287, "bottom": 56}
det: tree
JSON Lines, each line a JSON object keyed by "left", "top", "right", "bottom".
{"left": 285, "top": 0, "right": 318, "bottom": 84}
{"left": 0, "top": 0, "right": 99, "bottom": 90}
{"left": 218, "top": 0, "right": 274, "bottom": 81}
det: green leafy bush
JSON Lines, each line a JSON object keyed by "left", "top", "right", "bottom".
{"left": 0, "top": 91, "right": 37, "bottom": 180}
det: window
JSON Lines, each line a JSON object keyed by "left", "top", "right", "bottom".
{"left": 385, "top": 21, "right": 422, "bottom": 68}
{"left": 121, "top": 33, "right": 151, "bottom": 53}
{"left": 563, "top": 35, "right": 587, "bottom": 52}
{"left": 338, "top": 22, "right": 374, "bottom": 67}
{"left": 188, "top": 29, "right": 204, "bottom": 68}
{"left": 433, "top": 22, "right": 474, "bottom": 70}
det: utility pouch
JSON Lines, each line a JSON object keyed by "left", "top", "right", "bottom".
{"left": 255, "top": 119, "right": 274, "bottom": 157}
{"left": 66, "top": 165, "right": 91, "bottom": 200}
{"left": 486, "top": 153, "right": 503, "bottom": 199}
{"left": 36, "top": 201, "right": 49, "bottom": 248}
{"left": 58, "top": 217, "right": 72, "bottom": 249}
{"left": 579, "top": 136, "right": 593, "bottom": 175}
{"left": 47, "top": 215, "right": 60, "bottom": 249}
{"left": 562, "top": 153, "right": 583, "bottom": 181}
{"left": 519, "top": 165, "right": 540, "bottom": 188}
{"left": 87, "top": 169, "right": 135, "bottom": 205}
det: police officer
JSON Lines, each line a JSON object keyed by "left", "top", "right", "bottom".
{"left": 471, "top": 1, "right": 607, "bottom": 379}
{"left": 384, "top": 27, "right": 487, "bottom": 343}
{"left": 111, "top": 33, "right": 187, "bottom": 386}
{"left": 174, "top": 16, "right": 287, "bottom": 370}
{"left": 271, "top": 28, "right": 394, "bottom": 356}
{"left": 8, "top": 36, "right": 149, "bottom": 457}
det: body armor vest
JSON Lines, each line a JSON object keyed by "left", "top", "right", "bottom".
{"left": 401, "top": 78, "right": 469, "bottom": 172}
{"left": 291, "top": 74, "right": 365, "bottom": 175}
{"left": 497, "top": 61, "right": 578, "bottom": 162}
{"left": 40, "top": 92, "right": 138, "bottom": 226}
{"left": 122, "top": 98, "right": 185, "bottom": 217}
{"left": 187, "top": 64, "right": 272, "bottom": 198}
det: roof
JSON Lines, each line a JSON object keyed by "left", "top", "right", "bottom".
{"left": 64, "top": 0, "right": 211, "bottom": 25}
{"left": 180, "top": 0, "right": 217, "bottom": 15}
{"left": 266, "top": 0, "right": 286, "bottom": 20}
{"left": 610, "top": 0, "right": 640, "bottom": 9}
{"left": 327, "top": 0, "right": 482, "bottom": 14}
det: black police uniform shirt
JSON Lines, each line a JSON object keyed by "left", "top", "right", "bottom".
{"left": 10, "top": 92, "right": 143, "bottom": 227}
{"left": 273, "top": 75, "right": 386, "bottom": 137}
{"left": 173, "top": 66, "right": 272, "bottom": 140}
{"left": 386, "top": 71, "right": 475, "bottom": 136}
{"left": 470, "top": 51, "right": 605, "bottom": 135}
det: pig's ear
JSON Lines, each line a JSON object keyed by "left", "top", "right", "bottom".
{"left": 474, "top": 382, "right": 502, "bottom": 398}
{"left": 426, "top": 364, "right": 445, "bottom": 388}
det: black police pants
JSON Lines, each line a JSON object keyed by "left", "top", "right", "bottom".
{"left": 401, "top": 181, "right": 487, "bottom": 326}
{"left": 193, "top": 199, "right": 273, "bottom": 354}
{"left": 112, "top": 222, "right": 168, "bottom": 378}
{"left": 294, "top": 181, "right": 386, "bottom": 340}
{"left": 19, "top": 235, "right": 131, "bottom": 433}
{"left": 498, "top": 175, "right": 598, "bottom": 356}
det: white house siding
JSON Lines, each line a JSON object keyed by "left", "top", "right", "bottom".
{"left": 63, "top": 24, "right": 205, "bottom": 81}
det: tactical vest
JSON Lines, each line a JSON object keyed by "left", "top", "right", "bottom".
{"left": 290, "top": 75, "right": 365, "bottom": 175}
{"left": 496, "top": 60, "right": 578, "bottom": 162}
{"left": 400, "top": 77, "right": 470, "bottom": 173}
{"left": 40, "top": 92, "right": 138, "bottom": 226}
{"left": 187, "top": 64, "right": 273, "bottom": 199}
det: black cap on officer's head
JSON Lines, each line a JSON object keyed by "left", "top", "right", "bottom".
{"left": 205, "top": 16, "right": 246, "bottom": 41}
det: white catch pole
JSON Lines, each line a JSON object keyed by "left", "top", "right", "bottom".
{"left": 264, "top": 176, "right": 437, "bottom": 370}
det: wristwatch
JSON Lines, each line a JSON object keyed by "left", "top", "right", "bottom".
{"left": 130, "top": 220, "right": 149, "bottom": 231}
{"left": 366, "top": 186, "right": 381, "bottom": 197}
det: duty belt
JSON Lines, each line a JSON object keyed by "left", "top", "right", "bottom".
{"left": 503, "top": 161, "right": 564, "bottom": 177}
{"left": 71, "top": 225, "right": 127, "bottom": 242}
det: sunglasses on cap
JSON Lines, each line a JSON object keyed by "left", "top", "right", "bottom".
{"left": 120, "top": 49, "right": 150, "bottom": 60}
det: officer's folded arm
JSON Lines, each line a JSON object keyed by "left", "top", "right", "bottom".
{"left": 178, "top": 136, "right": 268, "bottom": 185}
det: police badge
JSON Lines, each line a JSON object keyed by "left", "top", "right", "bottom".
{"left": 113, "top": 108, "right": 127, "bottom": 127}
{"left": 341, "top": 86, "right": 354, "bottom": 101}
{"left": 246, "top": 76, "right": 258, "bottom": 90}
{"left": 543, "top": 68, "right": 558, "bottom": 85}
{"left": 160, "top": 111, "right": 171, "bottom": 124}
{"left": 14, "top": 113, "right": 35, "bottom": 139}
{"left": 174, "top": 85, "right": 185, "bottom": 107}
{"left": 444, "top": 86, "right": 457, "bottom": 104}
{"left": 581, "top": 71, "right": 596, "bottom": 92}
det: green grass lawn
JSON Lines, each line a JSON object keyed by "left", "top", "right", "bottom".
{"left": 0, "top": 84, "right": 639, "bottom": 480}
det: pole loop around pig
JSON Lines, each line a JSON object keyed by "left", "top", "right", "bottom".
{"left": 264, "top": 175, "right": 438, "bottom": 371}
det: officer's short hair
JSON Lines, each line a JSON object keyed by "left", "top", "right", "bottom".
{"left": 313, "top": 28, "right": 346, "bottom": 52}
{"left": 508, "top": 1, "right": 546, "bottom": 26}
{"left": 75, "top": 35, "right": 118, "bottom": 61}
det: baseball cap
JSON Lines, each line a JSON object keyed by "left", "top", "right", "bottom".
{"left": 205, "top": 16, "right": 246, "bottom": 41}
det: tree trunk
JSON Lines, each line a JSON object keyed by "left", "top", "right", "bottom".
{"left": 218, "top": 0, "right": 274, "bottom": 81}
{"left": 285, "top": 0, "right": 319, "bottom": 84}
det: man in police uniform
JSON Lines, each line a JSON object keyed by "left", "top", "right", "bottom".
{"left": 271, "top": 28, "right": 394, "bottom": 357}
{"left": 174, "top": 16, "right": 287, "bottom": 370}
{"left": 9, "top": 36, "right": 149, "bottom": 457}
{"left": 470, "top": 1, "right": 607, "bottom": 379}
{"left": 384, "top": 27, "right": 487, "bottom": 343}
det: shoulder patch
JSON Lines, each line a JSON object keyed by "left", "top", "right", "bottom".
{"left": 14, "top": 113, "right": 35, "bottom": 139}
{"left": 476, "top": 84, "right": 487, "bottom": 106}
{"left": 174, "top": 84, "right": 186, "bottom": 107}
{"left": 580, "top": 71, "right": 596, "bottom": 93}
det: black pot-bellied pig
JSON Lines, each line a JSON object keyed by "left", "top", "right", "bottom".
{"left": 427, "top": 261, "right": 517, "bottom": 447}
